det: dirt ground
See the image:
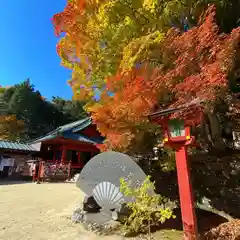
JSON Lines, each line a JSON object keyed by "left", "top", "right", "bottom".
{"left": 0, "top": 182, "right": 126, "bottom": 240}
{"left": 0, "top": 181, "right": 182, "bottom": 240}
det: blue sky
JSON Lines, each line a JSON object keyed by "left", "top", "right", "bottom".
{"left": 0, "top": 0, "right": 73, "bottom": 100}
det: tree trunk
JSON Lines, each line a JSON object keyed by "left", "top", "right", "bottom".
{"left": 207, "top": 113, "right": 227, "bottom": 152}
{"left": 204, "top": 120, "right": 214, "bottom": 146}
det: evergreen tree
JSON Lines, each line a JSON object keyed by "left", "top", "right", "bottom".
{"left": 1, "top": 79, "right": 88, "bottom": 141}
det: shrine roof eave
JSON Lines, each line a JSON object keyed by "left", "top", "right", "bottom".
{"left": 55, "top": 117, "right": 92, "bottom": 133}
{"left": 62, "top": 132, "right": 102, "bottom": 144}
{"left": 28, "top": 117, "right": 97, "bottom": 144}
{"left": 0, "top": 140, "right": 39, "bottom": 152}
{"left": 148, "top": 106, "right": 184, "bottom": 118}
{"left": 30, "top": 132, "right": 102, "bottom": 145}
{"left": 148, "top": 98, "right": 202, "bottom": 119}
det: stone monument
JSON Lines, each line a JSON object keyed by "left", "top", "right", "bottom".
{"left": 74, "top": 151, "right": 148, "bottom": 225}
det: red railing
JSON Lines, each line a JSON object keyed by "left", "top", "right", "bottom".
{"left": 38, "top": 162, "right": 68, "bottom": 180}
{"left": 41, "top": 160, "right": 83, "bottom": 168}
{"left": 36, "top": 160, "right": 83, "bottom": 182}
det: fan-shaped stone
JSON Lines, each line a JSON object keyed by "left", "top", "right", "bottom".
{"left": 76, "top": 151, "right": 148, "bottom": 212}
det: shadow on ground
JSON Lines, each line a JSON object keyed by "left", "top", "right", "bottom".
{"left": 0, "top": 179, "right": 76, "bottom": 186}
{"left": 149, "top": 208, "right": 228, "bottom": 237}
{"left": 0, "top": 180, "right": 32, "bottom": 186}
{"left": 124, "top": 208, "right": 227, "bottom": 239}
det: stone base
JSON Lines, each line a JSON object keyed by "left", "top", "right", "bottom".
{"left": 85, "top": 212, "right": 113, "bottom": 225}
{"left": 72, "top": 208, "right": 112, "bottom": 224}
{"left": 72, "top": 208, "right": 121, "bottom": 235}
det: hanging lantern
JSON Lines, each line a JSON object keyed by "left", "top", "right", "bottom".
{"left": 168, "top": 119, "right": 185, "bottom": 138}
{"left": 162, "top": 119, "right": 191, "bottom": 143}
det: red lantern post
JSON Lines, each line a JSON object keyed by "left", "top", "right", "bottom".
{"left": 148, "top": 104, "right": 200, "bottom": 240}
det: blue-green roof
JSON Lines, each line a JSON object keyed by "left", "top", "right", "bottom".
{"left": 30, "top": 117, "right": 103, "bottom": 144}
{"left": 52, "top": 118, "right": 92, "bottom": 134}
{"left": 62, "top": 132, "right": 96, "bottom": 144}
{"left": 0, "top": 140, "right": 39, "bottom": 152}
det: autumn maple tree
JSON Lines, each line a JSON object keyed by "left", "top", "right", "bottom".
{"left": 52, "top": 0, "right": 226, "bottom": 99}
{"left": 0, "top": 115, "right": 25, "bottom": 141}
{"left": 53, "top": 2, "right": 240, "bottom": 152}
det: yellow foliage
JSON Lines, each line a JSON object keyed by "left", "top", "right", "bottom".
{"left": 120, "top": 175, "right": 175, "bottom": 235}
{"left": 52, "top": 0, "right": 168, "bottom": 96}
{"left": 0, "top": 115, "right": 25, "bottom": 141}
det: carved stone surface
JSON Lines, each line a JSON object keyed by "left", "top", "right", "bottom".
{"left": 76, "top": 151, "right": 148, "bottom": 214}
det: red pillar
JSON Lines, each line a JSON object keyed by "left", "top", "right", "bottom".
{"left": 78, "top": 152, "right": 83, "bottom": 168}
{"left": 61, "top": 147, "right": 67, "bottom": 164}
{"left": 67, "top": 160, "right": 72, "bottom": 181}
{"left": 175, "top": 145, "right": 198, "bottom": 240}
{"left": 32, "top": 163, "right": 37, "bottom": 182}
{"left": 37, "top": 160, "right": 42, "bottom": 184}
{"left": 53, "top": 149, "right": 56, "bottom": 163}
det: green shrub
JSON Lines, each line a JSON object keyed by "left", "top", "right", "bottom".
{"left": 120, "top": 175, "right": 175, "bottom": 236}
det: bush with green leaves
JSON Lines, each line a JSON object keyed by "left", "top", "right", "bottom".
{"left": 119, "top": 175, "right": 175, "bottom": 235}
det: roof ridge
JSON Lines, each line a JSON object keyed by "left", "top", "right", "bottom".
{"left": 58, "top": 117, "right": 90, "bottom": 128}
{"left": 27, "top": 128, "right": 59, "bottom": 143}
{"left": 28, "top": 117, "right": 92, "bottom": 144}
{"left": 0, "top": 140, "right": 39, "bottom": 152}
{"left": 0, "top": 140, "right": 25, "bottom": 144}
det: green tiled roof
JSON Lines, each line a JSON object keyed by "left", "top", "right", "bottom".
{"left": 29, "top": 117, "right": 102, "bottom": 144}
{"left": 0, "top": 140, "right": 39, "bottom": 152}
{"left": 57, "top": 118, "right": 92, "bottom": 133}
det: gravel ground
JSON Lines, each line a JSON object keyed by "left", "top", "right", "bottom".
{"left": 0, "top": 182, "right": 124, "bottom": 240}
{"left": 0, "top": 181, "right": 182, "bottom": 240}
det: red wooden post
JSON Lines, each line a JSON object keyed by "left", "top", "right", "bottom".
{"left": 37, "top": 160, "right": 42, "bottom": 184}
{"left": 32, "top": 163, "right": 37, "bottom": 182}
{"left": 78, "top": 152, "right": 84, "bottom": 168}
{"left": 77, "top": 151, "right": 80, "bottom": 164}
{"left": 67, "top": 160, "right": 72, "bottom": 181}
{"left": 175, "top": 145, "right": 198, "bottom": 240}
{"left": 53, "top": 149, "right": 56, "bottom": 163}
{"left": 62, "top": 147, "right": 67, "bottom": 164}
{"left": 148, "top": 103, "right": 201, "bottom": 240}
